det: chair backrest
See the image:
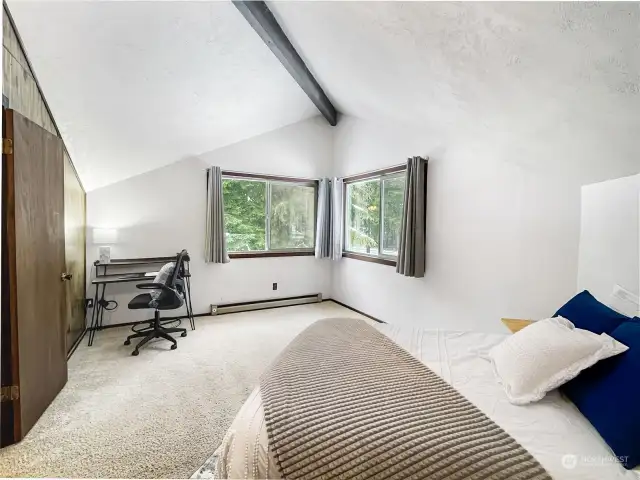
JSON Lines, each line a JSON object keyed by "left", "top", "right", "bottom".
{"left": 153, "top": 250, "right": 189, "bottom": 310}
{"left": 166, "top": 249, "right": 188, "bottom": 289}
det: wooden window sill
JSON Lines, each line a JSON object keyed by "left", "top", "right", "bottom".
{"left": 342, "top": 251, "right": 396, "bottom": 267}
{"left": 229, "top": 251, "right": 315, "bottom": 259}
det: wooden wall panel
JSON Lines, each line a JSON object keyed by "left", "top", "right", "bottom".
{"left": 2, "top": 44, "right": 10, "bottom": 100}
{"left": 2, "top": 49, "right": 53, "bottom": 136}
{"left": 3, "top": 7, "right": 87, "bottom": 353}
{"left": 2, "top": 11, "right": 55, "bottom": 135}
{"left": 3, "top": 11, "right": 30, "bottom": 73}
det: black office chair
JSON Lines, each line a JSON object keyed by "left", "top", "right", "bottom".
{"left": 124, "top": 250, "right": 190, "bottom": 356}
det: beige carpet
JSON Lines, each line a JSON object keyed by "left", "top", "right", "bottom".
{"left": 0, "top": 301, "right": 368, "bottom": 478}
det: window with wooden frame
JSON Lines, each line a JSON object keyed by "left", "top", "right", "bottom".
{"left": 221, "top": 171, "right": 317, "bottom": 258}
{"left": 343, "top": 165, "right": 406, "bottom": 266}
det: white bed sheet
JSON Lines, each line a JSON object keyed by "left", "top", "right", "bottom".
{"left": 214, "top": 322, "right": 638, "bottom": 479}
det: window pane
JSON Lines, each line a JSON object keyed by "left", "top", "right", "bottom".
{"left": 222, "top": 179, "right": 266, "bottom": 251}
{"left": 346, "top": 179, "right": 380, "bottom": 255}
{"left": 269, "top": 183, "right": 315, "bottom": 249}
{"left": 382, "top": 175, "right": 406, "bottom": 256}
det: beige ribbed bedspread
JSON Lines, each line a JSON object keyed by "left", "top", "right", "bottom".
{"left": 258, "top": 318, "right": 550, "bottom": 480}
{"left": 213, "top": 322, "right": 639, "bottom": 480}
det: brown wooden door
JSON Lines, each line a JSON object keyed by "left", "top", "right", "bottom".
{"left": 1, "top": 108, "right": 68, "bottom": 446}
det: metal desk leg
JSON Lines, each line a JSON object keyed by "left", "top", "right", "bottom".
{"left": 88, "top": 285, "right": 100, "bottom": 346}
{"left": 183, "top": 296, "right": 192, "bottom": 330}
{"left": 98, "top": 283, "right": 107, "bottom": 331}
{"left": 186, "top": 276, "right": 195, "bottom": 330}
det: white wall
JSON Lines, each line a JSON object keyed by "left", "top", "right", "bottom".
{"left": 331, "top": 116, "right": 582, "bottom": 332}
{"left": 577, "top": 174, "right": 640, "bottom": 315}
{"left": 87, "top": 113, "right": 592, "bottom": 331}
{"left": 86, "top": 117, "right": 333, "bottom": 326}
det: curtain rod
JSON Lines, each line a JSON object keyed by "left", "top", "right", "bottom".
{"left": 217, "top": 161, "right": 409, "bottom": 183}
{"left": 220, "top": 169, "right": 318, "bottom": 184}
{"left": 340, "top": 163, "right": 407, "bottom": 183}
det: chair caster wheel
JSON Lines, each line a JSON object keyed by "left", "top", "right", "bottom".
{"left": 131, "top": 350, "right": 139, "bottom": 356}
{"left": 181, "top": 332, "right": 187, "bottom": 337}
{"left": 124, "top": 339, "right": 131, "bottom": 345}
{"left": 171, "top": 344, "right": 177, "bottom": 350}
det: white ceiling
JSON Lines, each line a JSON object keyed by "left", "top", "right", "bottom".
{"left": 8, "top": 1, "right": 318, "bottom": 190}
{"left": 270, "top": 1, "right": 640, "bottom": 184}
{"left": 8, "top": 2, "right": 640, "bottom": 189}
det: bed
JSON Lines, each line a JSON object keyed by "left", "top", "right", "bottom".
{"left": 214, "top": 322, "right": 638, "bottom": 479}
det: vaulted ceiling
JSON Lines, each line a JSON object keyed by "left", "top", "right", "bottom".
{"left": 8, "top": 1, "right": 640, "bottom": 190}
{"left": 8, "top": 1, "right": 318, "bottom": 190}
{"left": 269, "top": 1, "right": 640, "bottom": 184}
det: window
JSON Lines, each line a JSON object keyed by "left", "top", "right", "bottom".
{"left": 344, "top": 168, "right": 406, "bottom": 264}
{"left": 269, "top": 183, "right": 316, "bottom": 250}
{"left": 222, "top": 173, "right": 316, "bottom": 257}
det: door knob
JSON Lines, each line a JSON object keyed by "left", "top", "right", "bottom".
{"left": 61, "top": 273, "right": 73, "bottom": 281}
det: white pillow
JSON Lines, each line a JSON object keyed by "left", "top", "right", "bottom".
{"left": 487, "top": 316, "right": 628, "bottom": 405}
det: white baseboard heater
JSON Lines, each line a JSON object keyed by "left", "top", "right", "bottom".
{"left": 210, "top": 293, "right": 322, "bottom": 316}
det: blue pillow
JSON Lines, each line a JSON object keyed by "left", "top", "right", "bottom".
{"left": 554, "top": 290, "right": 629, "bottom": 334}
{"left": 562, "top": 320, "right": 640, "bottom": 469}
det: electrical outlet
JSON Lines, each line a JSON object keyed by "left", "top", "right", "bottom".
{"left": 85, "top": 298, "right": 94, "bottom": 309}
{"left": 273, "top": 282, "right": 278, "bottom": 291}
{"left": 210, "top": 304, "right": 218, "bottom": 315}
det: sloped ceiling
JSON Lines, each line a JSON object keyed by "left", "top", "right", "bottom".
{"left": 7, "top": 1, "right": 318, "bottom": 190}
{"left": 270, "top": 1, "right": 640, "bottom": 184}
{"left": 8, "top": 2, "right": 640, "bottom": 189}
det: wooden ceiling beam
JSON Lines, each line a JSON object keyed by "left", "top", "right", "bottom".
{"left": 233, "top": 1, "right": 338, "bottom": 126}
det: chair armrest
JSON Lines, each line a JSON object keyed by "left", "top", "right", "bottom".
{"left": 136, "top": 282, "right": 171, "bottom": 292}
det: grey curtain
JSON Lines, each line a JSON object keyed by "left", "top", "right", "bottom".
{"left": 331, "top": 178, "right": 344, "bottom": 260}
{"left": 205, "top": 166, "right": 229, "bottom": 264}
{"left": 315, "top": 178, "right": 344, "bottom": 260}
{"left": 396, "top": 157, "right": 428, "bottom": 277}
{"left": 315, "top": 178, "right": 332, "bottom": 258}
